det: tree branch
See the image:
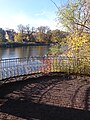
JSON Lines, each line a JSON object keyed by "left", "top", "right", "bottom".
{"left": 50, "top": 0, "right": 59, "bottom": 10}
{"left": 75, "top": 22, "right": 90, "bottom": 30}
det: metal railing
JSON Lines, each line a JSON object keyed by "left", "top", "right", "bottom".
{"left": 0, "top": 56, "right": 90, "bottom": 82}
{"left": 0, "top": 57, "right": 44, "bottom": 80}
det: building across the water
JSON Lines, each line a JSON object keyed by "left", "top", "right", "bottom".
{"left": 5, "top": 29, "right": 16, "bottom": 41}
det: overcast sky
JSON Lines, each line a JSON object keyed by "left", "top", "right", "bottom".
{"left": 0, "top": 0, "right": 67, "bottom": 31}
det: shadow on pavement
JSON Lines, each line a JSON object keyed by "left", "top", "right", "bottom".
{"left": 0, "top": 99, "right": 90, "bottom": 120}
{"left": 0, "top": 73, "right": 90, "bottom": 120}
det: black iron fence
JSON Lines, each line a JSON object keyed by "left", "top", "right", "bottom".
{"left": 0, "top": 57, "right": 44, "bottom": 80}
{"left": 0, "top": 56, "right": 90, "bottom": 82}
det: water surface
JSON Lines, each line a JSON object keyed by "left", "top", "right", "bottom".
{"left": 0, "top": 46, "right": 49, "bottom": 59}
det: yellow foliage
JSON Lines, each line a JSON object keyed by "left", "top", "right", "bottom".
{"left": 67, "top": 32, "right": 90, "bottom": 57}
{"left": 14, "top": 33, "right": 23, "bottom": 42}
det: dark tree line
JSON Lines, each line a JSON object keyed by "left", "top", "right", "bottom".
{"left": 0, "top": 25, "right": 68, "bottom": 44}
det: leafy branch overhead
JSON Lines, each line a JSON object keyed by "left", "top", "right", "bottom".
{"left": 57, "top": 0, "right": 90, "bottom": 32}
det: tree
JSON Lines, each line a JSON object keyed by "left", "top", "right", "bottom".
{"left": 36, "top": 26, "right": 50, "bottom": 42}
{"left": 25, "top": 25, "right": 36, "bottom": 42}
{"left": 14, "top": 33, "right": 23, "bottom": 42}
{"left": 0, "top": 28, "right": 5, "bottom": 42}
{"left": 17, "top": 24, "right": 36, "bottom": 42}
{"left": 56, "top": 0, "right": 90, "bottom": 58}
{"left": 57, "top": 0, "right": 90, "bottom": 33}
{"left": 51, "top": 0, "right": 90, "bottom": 74}
{"left": 66, "top": 32, "right": 90, "bottom": 57}
{"left": 51, "top": 30, "right": 68, "bottom": 43}
{"left": 37, "top": 26, "right": 50, "bottom": 34}
{"left": 46, "top": 30, "right": 52, "bottom": 43}
{"left": 17, "top": 24, "right": 25, "bottom": 33}
{"left": 17, "top": 24, "right": 26, "bottom": 42}
{"left": 0, "top": 33, "right": 3, "bottom": 42}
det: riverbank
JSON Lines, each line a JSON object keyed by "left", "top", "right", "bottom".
{"left": 0, "top": 42, "right": 50, "bottom": 48}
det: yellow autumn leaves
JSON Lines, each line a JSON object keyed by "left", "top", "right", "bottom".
{"left": 67, "top": 32, "right": 90, "bottom": 57}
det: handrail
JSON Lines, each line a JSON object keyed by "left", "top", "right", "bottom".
{"left": 0, "top": 56, "right": 90, "bottom": 84}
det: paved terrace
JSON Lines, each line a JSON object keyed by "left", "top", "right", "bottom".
{"left": 0, "top": 73, "right": 90, "bottom": 120}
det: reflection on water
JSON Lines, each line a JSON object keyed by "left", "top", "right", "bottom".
{"left": 0, "top": 46, "right": 49, "bottom": 59}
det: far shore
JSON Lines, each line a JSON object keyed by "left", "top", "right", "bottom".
{"left": 0, "top": 42, "right": 50, "bottom": 48}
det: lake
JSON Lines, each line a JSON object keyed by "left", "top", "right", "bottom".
{"left": 0, "top": 46, "right": 49, "bottom": 59}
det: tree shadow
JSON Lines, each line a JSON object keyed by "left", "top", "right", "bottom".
{"left": 0, "top": 99, "right": 90, "bottom": 120}
{"left": 0, "top": 73, "right": 90, "bottom": 120}
{"left": 0, "top": 73, "right": 66, "bottom": 105}
{"left": 0, "top": 72, "right": 72, "bottom": 98}
{"left": 71, "top": 83, "right": 88, "bottom": 108}
{"left": 84, "top": 87, "right": 90, "bottom": 110}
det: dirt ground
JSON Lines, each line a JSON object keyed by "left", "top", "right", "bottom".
{"left": 0, "top": 73, "right": 90, "bottom": 120}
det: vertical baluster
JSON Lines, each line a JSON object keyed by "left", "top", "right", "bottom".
{"left": 0, "top": 69, "right": 2, "bottom": 80}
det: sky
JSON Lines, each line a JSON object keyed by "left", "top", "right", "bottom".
{"left": 0, "top": 0, "right": 67, "bottom": 31}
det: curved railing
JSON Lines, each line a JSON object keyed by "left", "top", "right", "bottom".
{"left": 0, "top": 56, "right": 90, "bottom": 84}
{"left": 0, "top": 57, "right": 45, "bottom": 80}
